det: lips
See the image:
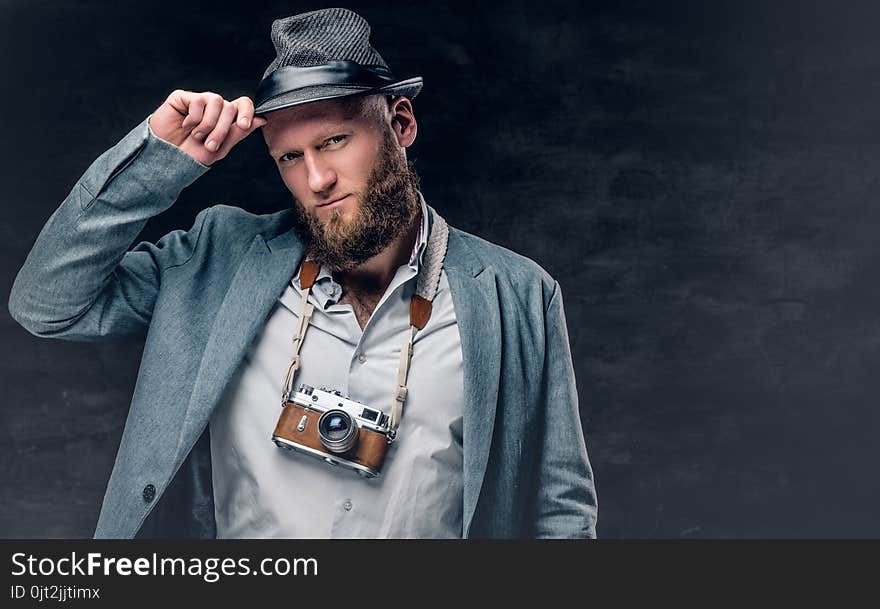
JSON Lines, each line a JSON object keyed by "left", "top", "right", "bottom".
{"left": 317, "top": 194, "right": 350, "bottom": 208}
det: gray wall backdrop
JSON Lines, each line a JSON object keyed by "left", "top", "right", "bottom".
{"left": 3, "top": 0, "right": 880, "bottom": 537}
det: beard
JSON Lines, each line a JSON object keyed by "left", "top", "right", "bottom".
{"left": 288, "top": 125, "right": 422, "bottom": 272}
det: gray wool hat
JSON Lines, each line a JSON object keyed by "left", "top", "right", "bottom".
{"left": 253, "top": 7, "right": 423, "bottom": 116}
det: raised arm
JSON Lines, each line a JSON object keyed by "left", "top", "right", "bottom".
{"left": 8, "top": 91, "right": 266, "bottom": 340}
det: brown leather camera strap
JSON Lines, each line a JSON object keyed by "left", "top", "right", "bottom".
{"left": 299, "top": 260, "right": 320, "bottom": 289}
{"left": 279, "top": 206, "right": 450, "bottom": 443}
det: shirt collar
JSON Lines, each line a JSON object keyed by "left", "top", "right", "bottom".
{"left": 408, "top": 191, "right": 430, "bottom": 271}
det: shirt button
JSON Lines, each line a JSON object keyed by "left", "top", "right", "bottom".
{"left": 357, "top": 353, "right": 367, "bottom": 364}
{"left": 343, "top": 500, "right": 353, "bottom": 511}
{"left": 142, "top": 484, "right": 156, "bottom": 503}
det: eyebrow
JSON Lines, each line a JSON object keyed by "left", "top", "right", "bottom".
{"left": 270, "top": 122, "right": 352, "bottom": 157}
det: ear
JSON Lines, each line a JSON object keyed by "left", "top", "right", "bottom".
{"left": 388, "top": 96, "right": 417, "bottom": 148}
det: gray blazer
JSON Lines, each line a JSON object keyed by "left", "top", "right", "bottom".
{"left": 8, "top": 117, "right": 598, "bottom": 538}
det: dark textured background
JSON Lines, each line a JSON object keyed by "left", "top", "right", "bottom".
{"left": 3, "top": 0, "right": 880, "bottom": 538}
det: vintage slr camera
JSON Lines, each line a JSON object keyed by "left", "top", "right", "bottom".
{"left": 272, "top": 385, "right": 391, "bottom": 478}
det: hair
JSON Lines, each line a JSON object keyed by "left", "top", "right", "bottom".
{"left": 338, "top": 93, "right": 395, "bottom": 129}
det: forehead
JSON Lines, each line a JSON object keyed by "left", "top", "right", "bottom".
{"left": 263, "top": 97, "right": 372, "bottom": 143}
{"left": 271, "top": 96, "right": 365, "bottom": 123}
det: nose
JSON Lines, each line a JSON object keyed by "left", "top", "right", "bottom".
{"left": 304, "top": 151, "right": 337, "bottom": 194}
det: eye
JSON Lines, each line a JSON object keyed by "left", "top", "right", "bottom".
{"left": 278, "top": 135, "right": 347, "bottom": 163}
{"left": 324, "top": 135, "right": 347, "bottom": 147}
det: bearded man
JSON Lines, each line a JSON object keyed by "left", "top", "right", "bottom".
{"left": 8, "top": 8, "right": 597, "bottom": 539}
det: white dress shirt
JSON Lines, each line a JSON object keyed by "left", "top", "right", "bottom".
{"left": 209, "top": 194, "right": 465, "bottom": 538}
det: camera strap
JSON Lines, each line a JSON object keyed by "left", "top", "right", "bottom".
{"left": 280, "top": 205, "right": 450, "bottom": 443}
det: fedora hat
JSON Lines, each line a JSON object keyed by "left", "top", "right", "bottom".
{"left": 253, "top": 7, "right": 423, "bottom": 116}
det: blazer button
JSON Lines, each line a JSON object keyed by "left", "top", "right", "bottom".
{"left": 142, "top": 484, "right": 156, "bottom": 503}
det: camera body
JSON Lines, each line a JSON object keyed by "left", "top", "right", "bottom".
{"left": 272, "top": 385, "right": 391, "bottom": 478}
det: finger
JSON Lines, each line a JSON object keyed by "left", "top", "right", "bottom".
{"left": 214, "top": 112, "right": 267, "bottom": 158}
{"left": 232, "top": 96, "right": 256, "bottom": 130}
{"left": 214, "top": 117, "right": 255, "bottom": 156}
{"left": 165, "top": 89, "right": 210, "bottom": 132}
{"left": 166, "top": 89, "right": 197, "bottom": 118}
{"left": 191, "top": 93, "right": 224, "bottom": 142}
{"left": 220, "top": 98, "right": 266, "bottom": 147}
{"left": 203, "top": 100, "right": 238, "bottom": 152}
{"left": 233, "top": 97, "right": 267, "bottom": 130}
{"left": 180, "top": 97, "right": 206, "bottom": 131}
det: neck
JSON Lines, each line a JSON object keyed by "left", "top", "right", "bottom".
{"left": 335, "top": 207, "right": 422, "bottom": 296}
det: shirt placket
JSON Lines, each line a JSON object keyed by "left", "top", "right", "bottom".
{"left": 326, "top": 264, "right": 419, "bottom": 537}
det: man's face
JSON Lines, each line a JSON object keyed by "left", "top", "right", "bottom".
{"left": 261, "top": 95, "right": 420, "bottom": 271}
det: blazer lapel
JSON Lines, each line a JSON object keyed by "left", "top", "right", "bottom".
{"left": 444, "top": 229, "right": 502, "bottom": 538}
{"left": 173, "top": 227, "right": 304, "bottom": 462}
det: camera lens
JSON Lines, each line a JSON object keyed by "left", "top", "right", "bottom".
{"left": 325, "top": 415, "right": 349, "bottom": 438}
{"left": 317, "top": 409, "right": 359, "bottom": 454}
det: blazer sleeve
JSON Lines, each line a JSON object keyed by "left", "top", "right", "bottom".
{"left": 8, "top": 115, "right": 212, "bottom": 341}
{"left": 532, "top": 279, "right": 599, "bottom": 538}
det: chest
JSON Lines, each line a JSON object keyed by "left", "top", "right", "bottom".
{"left": 208, "top": 271, "right": 466, "bottom": 538}
{"left": 337, "top": 290, "right": 383, "bottom": 331}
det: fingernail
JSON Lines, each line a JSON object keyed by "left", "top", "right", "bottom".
{"left": 239, "top": 117, "right": 250, "bottom": 128}
{"left": 193, "top": 131, "right": 204, "bottom": 141}
{"left": 206, "top": 140, "right": 218, "bottom": 151}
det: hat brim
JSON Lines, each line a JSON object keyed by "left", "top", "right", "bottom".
{"left": 253, "top": 77, "right": 423, "bottom": 116}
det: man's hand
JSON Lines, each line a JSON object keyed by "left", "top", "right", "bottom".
{"left": 148, "top": 90, "right": 269, "bottom": 166}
